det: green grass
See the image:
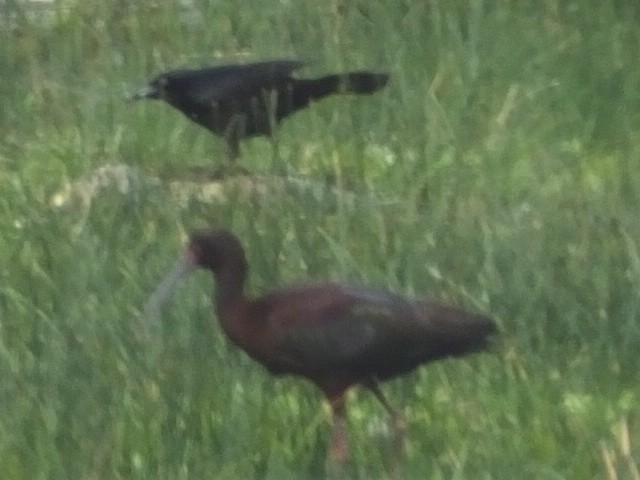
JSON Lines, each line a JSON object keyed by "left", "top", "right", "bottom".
{"left": 1, "top": 0, "right": 640, "bottom": 478}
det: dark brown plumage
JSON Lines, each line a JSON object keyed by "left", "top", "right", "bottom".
{"left": 129, "top": 60, "right": 389, "bottom": 160}
{"left": 144, "top": 229, "right": 496, "bottom": 464}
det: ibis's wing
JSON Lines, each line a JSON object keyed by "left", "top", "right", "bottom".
{"left": 269, "top": 286, "right": 417, "bottom": 376}
{"left": 264, "top": 285, "right": 495, "bottom": 379}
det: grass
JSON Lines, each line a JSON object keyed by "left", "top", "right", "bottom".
{"left": 1, "top": 0, "right": 640, "bottom": 478}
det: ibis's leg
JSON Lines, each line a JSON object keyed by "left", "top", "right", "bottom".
{"left": 365, "top": 379, "right": 406, "bottom": 479}
{"left": 328, "top": 394, "right": 348, "bottom": 464}
{"left": 365, "top": 379, "right": 407, "bottom": 432}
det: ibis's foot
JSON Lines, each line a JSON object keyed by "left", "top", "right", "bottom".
{"left": 325, "top": 419, "right": 349, "bottom": 480}
{"left": 327, "top": 393, "right": 349, "bottom": 469}
{"left": 389, "top": 413, "right": 407, "bottom": 480}
{"left": 329, "top": 437, "right": 348, "bottom": 465}
{"left": 391, "top": 413, "right": 407, "bottom": 451}
{"left": 329, "top": 416, "right": 348, "bottom": 464}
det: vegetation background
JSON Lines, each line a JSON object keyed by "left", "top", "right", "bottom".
{"left": 1, "top": 0, "right": 639, "bottom": 478}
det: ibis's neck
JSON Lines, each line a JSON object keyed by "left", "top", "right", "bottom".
{"left": 212, "top": 262, "right": 247, "bottom": 315}
{"left": 211, "top": 263, "right": 250, "bottom": 348}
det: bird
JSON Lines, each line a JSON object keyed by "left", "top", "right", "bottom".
{"left": 143, "top": 229, "right": 496, "bottom": 466}
{"left": 128, "top": 60, "right": 389, "bottom": 161}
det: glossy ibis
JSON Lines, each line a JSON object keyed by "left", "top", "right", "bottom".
{"left": 144, "top": 229, "right": 496, "bottom": 464}
{"left": 128, "top": 60, "right": 389, "bottom": 161}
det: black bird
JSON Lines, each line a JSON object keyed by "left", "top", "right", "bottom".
{"left": 128, "top": 60, "right": 389, "bottom": 160}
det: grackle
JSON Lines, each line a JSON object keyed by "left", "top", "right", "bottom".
{"left": 128, "top": 60, "right": 389, "bottom": 161}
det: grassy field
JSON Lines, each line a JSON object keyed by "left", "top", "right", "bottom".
{"left": 1, "top": 0, "right": 640, "bottom": 478}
